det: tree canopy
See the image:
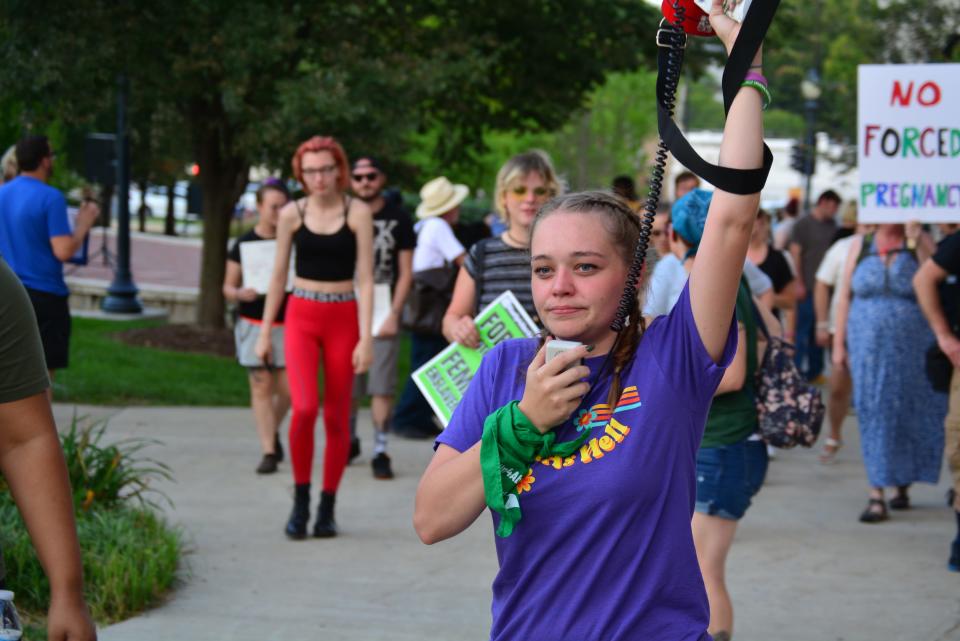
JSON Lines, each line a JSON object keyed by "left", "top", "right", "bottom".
{"left": 1, "top": 0, "right": 659, "bottom": 325}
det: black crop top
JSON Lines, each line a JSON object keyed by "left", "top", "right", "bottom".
{"left": 293, "top": 198, "right": 357, "bottom": 281}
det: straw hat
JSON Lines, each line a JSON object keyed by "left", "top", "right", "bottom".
{"left": 416, "top": 176, "right": 469, "bottom": 219}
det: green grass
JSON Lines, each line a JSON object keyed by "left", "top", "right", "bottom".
{"left": 0, "top": 415, "right": 182, "bottom": 631}
{"left": 0, "top": 500, "right": 182, "bottom": 626}
{"left": 54, "top": 318, "right": 249, "bottom": 406}
{"left": 53, "top": 317, "right": 414, "bottom": 407}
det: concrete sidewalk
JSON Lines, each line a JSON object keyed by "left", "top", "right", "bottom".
{"left": 51, "top": 404, "right": 960, "bottom": 641}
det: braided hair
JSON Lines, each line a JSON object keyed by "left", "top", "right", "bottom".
{"left": 529, "top": 191, "right": 646, "bottom": 409}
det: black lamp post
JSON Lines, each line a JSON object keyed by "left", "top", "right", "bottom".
{"left": 101, "top": 74, "right": 143, "bottom": 314}
{"left": 800, "top": 69, "right": 822, "bottom": 215}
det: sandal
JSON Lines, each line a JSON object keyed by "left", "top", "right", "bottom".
{"left": 889, "top": 487, "right": 910, "bottom": 510}
{"left": 859, "top": 498, "right": 889, "bottom": 523}
{"left": 818, "top": 437, "right": 843, "bottom": 464}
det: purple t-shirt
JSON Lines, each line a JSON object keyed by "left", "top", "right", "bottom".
{"left": 437, "top": 284, "right": 736, "bottom": 641}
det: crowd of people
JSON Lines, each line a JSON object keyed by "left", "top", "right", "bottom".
{"left": 1, "top": 9, "right": 958, "bottom": 641}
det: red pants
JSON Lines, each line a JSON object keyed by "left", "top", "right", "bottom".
{"left": 283, "top": 296, "right": 358, "bottom": 491}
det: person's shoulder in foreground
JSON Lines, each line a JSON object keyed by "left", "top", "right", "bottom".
{"left": 0, "top": 257, "right": 49, "bottom": 403}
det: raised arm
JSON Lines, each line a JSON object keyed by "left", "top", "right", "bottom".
{"left": 688, "top": 4, "right": 765, "bottom": 361}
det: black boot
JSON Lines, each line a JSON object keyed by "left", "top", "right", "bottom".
{"left": 285, "top": 484, "right": 310, "bottom": 540}
{"left": 313, "top": 491, "right": 337, "bottom": 538}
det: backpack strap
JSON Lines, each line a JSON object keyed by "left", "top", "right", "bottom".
{"left": 739, "top": 277, "right": 759, "bottom": 383}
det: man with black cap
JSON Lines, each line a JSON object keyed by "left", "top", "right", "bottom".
{"left": 348, "top": 156, "right": 416, "bottom": 478}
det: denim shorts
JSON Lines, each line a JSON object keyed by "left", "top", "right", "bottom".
{"left": 694, "top": 436, "right": 769, "bottom": 520}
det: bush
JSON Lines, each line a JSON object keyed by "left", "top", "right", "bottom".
{"left": 0, "top": 416, "right": 182, "bottom": 627}
{"left": 59, "top": 416, "right": 172, "bottom": 512}
{"left": 0, "top": 501, "right": 181, "bottom": 622}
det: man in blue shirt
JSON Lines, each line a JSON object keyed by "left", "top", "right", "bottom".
{"left": 0, "top": 135, "right": 99, "bottom": 381}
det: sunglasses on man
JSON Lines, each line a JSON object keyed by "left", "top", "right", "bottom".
{"left": 352, "top": 171, "right": 380, "bottom": 183}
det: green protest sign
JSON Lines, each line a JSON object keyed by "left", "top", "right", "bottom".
{"left": 412, "top": 291, "right": 537, "bottom": 427}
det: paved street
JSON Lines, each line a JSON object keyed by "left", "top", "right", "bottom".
{"left": 51, "top": 404, "right": 960, "bottom": 641}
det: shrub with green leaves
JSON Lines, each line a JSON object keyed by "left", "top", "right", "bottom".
{"left": 58, "top": 416, "right": 173, "bottom": 512}
{"left": 0, "top": 501, "right": 181, "bottom": 622}
{"left": 0, "top": 415, "right": 182, "bottom": 627}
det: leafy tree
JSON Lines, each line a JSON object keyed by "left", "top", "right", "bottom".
{"left": 1, "top": 0, "right": 659, "bottom": 326}
{"left": 404, "top": 68, "right": 661, "bottom": 196}
{"left": 764, "top": 0, "right": 959, "bottom": 145}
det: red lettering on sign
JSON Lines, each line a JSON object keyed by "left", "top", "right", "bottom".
{"left": 890, "top": 80, "right": 942, "bottom": 107}
{"left": 917, "top": 81, "right": 941, "bottom": 106}
{"left": 891, "top": 81, "right": 913, "bottom": 106}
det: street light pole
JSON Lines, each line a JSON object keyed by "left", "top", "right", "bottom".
{"left": 101, "top": 74, "right": 143, "bottom": 314}
{"left": 803, "top": 99, "right": 816, "bottom": 215}
{"left": 800, "top": 69, "right": 822, "bottom": 216}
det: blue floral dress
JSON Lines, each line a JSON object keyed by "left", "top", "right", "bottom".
{"left": 847, "top": 240, "right": 946, "bottom": 488}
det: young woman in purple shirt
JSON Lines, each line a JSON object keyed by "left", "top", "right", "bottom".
{"left": 414, "top": 3, "right": 766, "bottom": 639}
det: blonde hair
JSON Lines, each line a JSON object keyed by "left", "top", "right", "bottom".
{"left": 494, "top": 150, "right": 562, "bottom": 223}
{"left": 1, "top": 146, "right": 17, "bottom": 183}
{"left": 840, "top": 200, "right": 858, "bottom": 227}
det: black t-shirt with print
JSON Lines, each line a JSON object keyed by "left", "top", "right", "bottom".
{"left": 372, "top": 199, "right": 416, "bottom": 290}
{"left": 227, "top": 229, "right": 287, "bottom": 322}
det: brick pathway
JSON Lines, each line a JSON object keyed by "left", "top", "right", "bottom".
{"left": 64, "top": 229, "right": 203, "bottom": 290}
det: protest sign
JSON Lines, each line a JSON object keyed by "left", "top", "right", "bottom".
{"left": 239, "top": 240, "right": 295, "bottom": 293}
{"left": 858, "top": 64, "right": 960, "bottom": 223}
{"left": 412, "top": 291, "right": 538, "bottom": 427}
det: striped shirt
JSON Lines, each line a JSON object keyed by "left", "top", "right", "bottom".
{"left": 464, "top": 236, "right": 538, "bottom": 323}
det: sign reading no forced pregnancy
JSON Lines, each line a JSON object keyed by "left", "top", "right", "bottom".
{"left": 858, "top": 63, "right": 960, "bottom": 223}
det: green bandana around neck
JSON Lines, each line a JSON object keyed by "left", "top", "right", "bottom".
{"left": 480, "top": 401, "right": 591, "bottom": 537}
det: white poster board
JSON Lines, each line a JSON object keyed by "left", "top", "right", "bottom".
{"left": 371, "top": 283, "right": 392, "bottom": 336}
{"left": 858, "top": 64, "right": 960, "bottom": 223}
{"left": 239, "top": 240, "right": 295, "bottom": 294}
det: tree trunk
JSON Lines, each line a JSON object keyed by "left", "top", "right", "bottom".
{"left": 192, "top": 108, "right": 249, "bottom": 327}
{"left": 164, "top": 182, "right": 177, "bottom": 236}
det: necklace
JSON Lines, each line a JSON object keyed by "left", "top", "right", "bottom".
{"left": 504, "top": 230, "right": 527, "bottom": 247}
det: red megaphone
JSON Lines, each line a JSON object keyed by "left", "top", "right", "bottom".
{"left": 661, "top": 0, "right": 715, "bottom": 37}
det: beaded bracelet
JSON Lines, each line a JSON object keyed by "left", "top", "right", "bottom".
{"left": 741, "top": 80, "right": 771, "bottom": 110}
